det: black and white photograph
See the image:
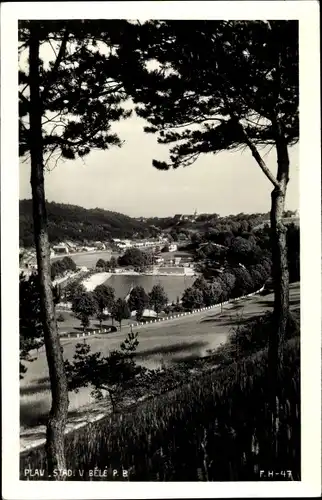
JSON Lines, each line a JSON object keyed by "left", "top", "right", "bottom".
{"left": 1, "top": 1, "right": 321, "bottom": 498}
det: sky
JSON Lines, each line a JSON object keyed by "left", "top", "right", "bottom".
{"left": 19, "top": 114, "right": 299, "bottom": 218}
{"left": 19, "top": 26, "right": 299, "bottom": 219}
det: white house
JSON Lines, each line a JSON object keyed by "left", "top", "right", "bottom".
{"left": 52, "top": 244, "right": 69, "bottom": 254}
{"left": 116, "top": 240, "right": 132, "bottom": 250}
{"left": 131, "top": 308, "right": 157, "bottom": 319}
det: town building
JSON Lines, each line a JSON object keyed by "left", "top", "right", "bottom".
{"left": 116, "top": 239, "right": 132, "bottom": 250}
{"left": 173, "top": 209, "right": 198, "bottom": 223}
{"left": 94, "top": 241, "right": 106, "bottom": 250}
{"left": 52, "top": 244, "right": 69, "bottom": 254}
{"left": 65, "top": 241, "right": 77, "bottom": 252}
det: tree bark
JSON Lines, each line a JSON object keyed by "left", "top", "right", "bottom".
{"left": 269, "top": 127, "right": 290, "bottom": 370}
{"left": 269, "top": 189, "right": 289, "bottom": 371}
{"left": 29, "top": 25, "right": 69, "bottom": 477}
{"left": 108, "top": 388, "right": 116, "bottom": 412}
{"left": 268, "top": 125, "right": 290, "bottom": 461}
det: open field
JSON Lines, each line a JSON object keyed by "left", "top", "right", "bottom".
{"left": 20, "top": 282, "right": 300, "bottom": 442}
{"left": 52, "top": 249, "right": 193, "bottom": 269}
{"left": 51, "top": 250, "right": 119, "bottom": 268}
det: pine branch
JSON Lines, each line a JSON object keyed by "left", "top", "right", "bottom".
{"left": 19, "top": 91, "right": 30, "bottom": 108}
{"left": 159, "top": 116, "right": 225, "bottom": 133}
{"left": 210, "top": 38, "right": 280, "bottom": 190}
{"left": 238, "top": 124, "right": 280, "bottom": 189}
{"left": 41, "top": 28, "right": 69, "bottom": 106}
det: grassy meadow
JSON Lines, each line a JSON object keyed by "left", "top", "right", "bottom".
{"left": 20, "top": 303, "right": 300, "bottom": 481}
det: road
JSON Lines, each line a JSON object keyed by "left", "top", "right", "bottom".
{"left": 20, "top": 282, "right": 300, "bottom": 435}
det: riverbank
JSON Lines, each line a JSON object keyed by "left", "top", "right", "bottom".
{"left": 82, "top": 272, "right": 112, "bottom": 291}
{"left": 80, "top": 268, "right": 197, "bottom": 295}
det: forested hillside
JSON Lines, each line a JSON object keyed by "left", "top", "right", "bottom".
{"left": 19, "top": 200, "right": 154, "bottom": 247}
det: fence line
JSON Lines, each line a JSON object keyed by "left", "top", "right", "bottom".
{"left": 129, "top": 285, "right": 264, "bottom": 329}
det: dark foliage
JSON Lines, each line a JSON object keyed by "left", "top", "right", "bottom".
{"left": 128, "top": 286, "right": 149, "bottom": 321}
{"left": 51, "top": 255, "right": 76, "bottom": 280}
{"left": 19, "top": 200, "right": 152, "bottom": 247}
{"left": 118, "top": 248, "right": 152, "bottom": 270}
{"left": 71, "top": 291, "right": 97, "bottom": 331}
{"left": 64, "top": 331, "right": 143, "bottom": 410}
{"left": 111, "top": 298, "right": 131, "bottom": 329}
{"left": 20, "top": 337, "right": 300, "bottom": 481}
{"left": 19, "top": 272, "right": 44, "bottom": 377}
{"left": 148, "top": 284, "right": 168, "bottom": 317}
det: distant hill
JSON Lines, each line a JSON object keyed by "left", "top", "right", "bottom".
{"left": 140, "top": 212, "right": 273, "bottom": 239}
{"left": 19, "top": 200, "right": 156, "bottom": 247}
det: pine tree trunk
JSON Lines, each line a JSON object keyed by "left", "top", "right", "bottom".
{"left": 269, "top": 188, "right": 289, "bottom": 372}
{"left": 268, "top": 130, "right": 290, "bottom": 462}
{"left": 108, "top": 388, "right": 116, "bottom": 412}
{"left": 29, "top": 26, "right": 69, "bottom": 477}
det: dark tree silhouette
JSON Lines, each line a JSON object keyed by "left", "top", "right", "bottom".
{"left": 19, "top": 19, "right": 135, "bottom": 474}
{"left": 148, "top": 284, "right": 168, "bottom": 318}
{"left": 65, "top": 331, "right": 142, "bottom": 412}
{"left": 181, "top": 287, "right": 204, "bottom": 311}
{"left": 128, "top": 285, "right": 149, "bottom": 321}
{"left": 111, "top": 298, "right": 131, "bottom": 330}
{"left": 19, "top": 272, "right": 44, "bottom": 378}
{"left": 93, "top": 284, "right": 115, "bottom": 328}
{"left": 130, "top": 19, "right": 298, "bottom": 356}
{"left": 128, "top": 21, "right": 298, "bottom": 454}
{"left": 71, "top": 292, "right": 97, "bottom": 332}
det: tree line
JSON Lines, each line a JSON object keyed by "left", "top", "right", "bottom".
{"left": 69, "top": 282, "right": 168, "bottom": 330}
{"left": 50, "top": 256, "right": 77, "bottom": 280}
{"left": 96, "top": 248, "right": 156, "bottom": 273}
{"left": 19, "top": 199, "right": 156, "bottom": 247}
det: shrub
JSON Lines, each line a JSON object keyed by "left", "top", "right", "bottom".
{"left": 56, "top": 313, "right": 65, "bottom": 322}
{"left": 210, "top": 310, "right": 300, "bottom": 365}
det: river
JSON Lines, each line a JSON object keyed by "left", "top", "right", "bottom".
{"left": 104, "top": 274, "right": 195, "bottom": 303}
{"left": 52, "top": 250, "right": 196, "bottom": 301}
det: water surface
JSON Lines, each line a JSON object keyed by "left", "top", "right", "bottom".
{"left": 105, "top": 274, "right": 195, "bottom": 303}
